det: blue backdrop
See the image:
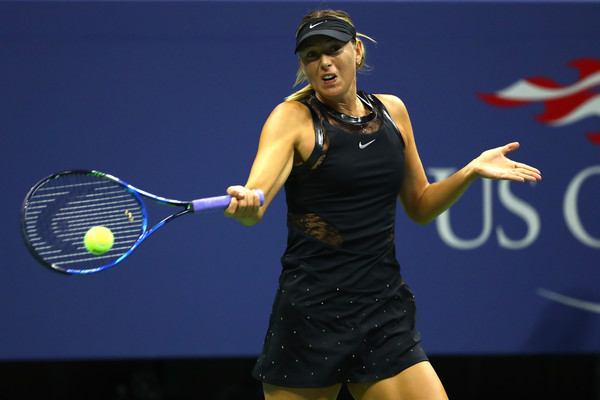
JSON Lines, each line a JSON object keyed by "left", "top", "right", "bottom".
{"left": 1, "top": 0, "right": 599, "bottom": 360}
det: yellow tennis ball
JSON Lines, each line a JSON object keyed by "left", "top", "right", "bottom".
{"left": 84, "top": 226, "right": 114, "bottom": 255}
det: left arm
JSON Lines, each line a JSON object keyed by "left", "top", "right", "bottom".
{"left": 377, "top": 95, "right": 542, "bottom": 225}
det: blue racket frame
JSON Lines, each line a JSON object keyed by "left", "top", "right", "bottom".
{"left": 21, "top": 170, "right": 263, "bottom": 274}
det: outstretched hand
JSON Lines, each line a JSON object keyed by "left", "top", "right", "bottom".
{"left": 470, "top": 142, "right": 542, "bottom": 182}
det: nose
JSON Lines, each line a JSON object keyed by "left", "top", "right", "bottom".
{"left": 319, "top": 54, "right": 332, "bottom": 70}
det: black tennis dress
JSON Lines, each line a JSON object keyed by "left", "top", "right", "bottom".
{"left": 252, "top": 92, "right": 427, "bottom": 387}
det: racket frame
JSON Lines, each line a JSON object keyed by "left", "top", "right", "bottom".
{"left": 21, "top": 170, "right": 262, "bottom": 274}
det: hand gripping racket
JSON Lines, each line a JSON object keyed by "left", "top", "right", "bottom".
{"left": 21, "top": 170, "right": 264, "bottom": 274}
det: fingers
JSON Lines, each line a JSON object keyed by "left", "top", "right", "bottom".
{"left": 516, "top": 163, "right": 542, "bottom": 182}
{"left": 501, "top": 143, "right": 542, "bottom": 182}
{"left": 224, "top": 185, "right": 262, "bottom": 218}
{"left": 502, "top": 142, "right": 520, "bottom": 154}
{"left": 501, "top": 161, "right": 542, "bottom": 182}
{"left": 517, "top": 162, "right": 542, "bottom": 178}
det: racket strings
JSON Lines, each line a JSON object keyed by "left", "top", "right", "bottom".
{"left": 23, "top": 173, "right": 146, "bottom": 273}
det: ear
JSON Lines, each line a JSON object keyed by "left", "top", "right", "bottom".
{"left": 354, "top": 39, "right": 364, "bottom": 67}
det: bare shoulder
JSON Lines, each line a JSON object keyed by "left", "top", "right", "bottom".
{"left": 373, "top": 94, "right": 409, "bottom": 119}
{"left": 373, "top": 94, "right": 413, "bottom": 144}
{"left": 261, "top": 100, "right": 314, "bottom": 151}
{"left": 267, "top": 100, "right": 312, "bottom": 126}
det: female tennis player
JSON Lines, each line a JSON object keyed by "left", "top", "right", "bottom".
{"left": 224, "top": 9, "right": 541, "bottom": 400}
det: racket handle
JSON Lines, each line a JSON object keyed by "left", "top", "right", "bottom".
{"left": 191, "top": 189, "right": 265, "bottom": 213}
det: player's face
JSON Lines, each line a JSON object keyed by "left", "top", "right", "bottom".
{"left": 298, "top": 36, "right": 362, "bottom": 102}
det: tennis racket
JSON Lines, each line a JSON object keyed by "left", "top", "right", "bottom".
{"left": 21, "top": 170, "right": 264, "bottom": 275}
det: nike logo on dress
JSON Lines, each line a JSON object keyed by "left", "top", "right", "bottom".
{"left": 309, "top": 21, "right": 325, "bottom": 29}
{"left": 359, "top": 139, "right": 376, "bottom": 149}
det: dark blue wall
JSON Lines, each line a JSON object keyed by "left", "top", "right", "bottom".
{"left": 2, "top": 1, "right": 599, "bottom": 360}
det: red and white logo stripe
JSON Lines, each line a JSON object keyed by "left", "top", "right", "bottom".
{"left": 478, "top": 58, "right": 600, "bottom": 144}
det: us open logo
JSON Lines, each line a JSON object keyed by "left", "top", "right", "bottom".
{"left": 477, "top": 58, "right": 600, "bottom": 314}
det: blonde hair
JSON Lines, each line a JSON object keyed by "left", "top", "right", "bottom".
{"left": 285, "top": 10, "right": 376, "bottom": 102}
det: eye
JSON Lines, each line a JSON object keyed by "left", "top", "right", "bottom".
{"left": 301, "top": 50, "right": 319, "bottom": 62}
{"left": 325, "top": 43, "right": 343, "bottom": 56}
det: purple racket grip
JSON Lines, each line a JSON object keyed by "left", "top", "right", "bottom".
{"left": 191, "top": 190, "right": 264, "bottom": 213}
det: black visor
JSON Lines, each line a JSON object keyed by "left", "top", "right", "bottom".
{"left": 295, "top": 17, "right": 356, "bottom": 53}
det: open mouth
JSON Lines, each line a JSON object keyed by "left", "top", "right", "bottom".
{"left": 322, "top": 74, "right": 336, "bottom": 82}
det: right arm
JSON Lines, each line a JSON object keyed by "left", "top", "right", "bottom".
{"left": 224, "top": 100, "right": 313, "bottom": 226}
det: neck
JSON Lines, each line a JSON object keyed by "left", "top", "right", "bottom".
{"left": 316, "top": 91, "right": 366, "bottom": 117}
